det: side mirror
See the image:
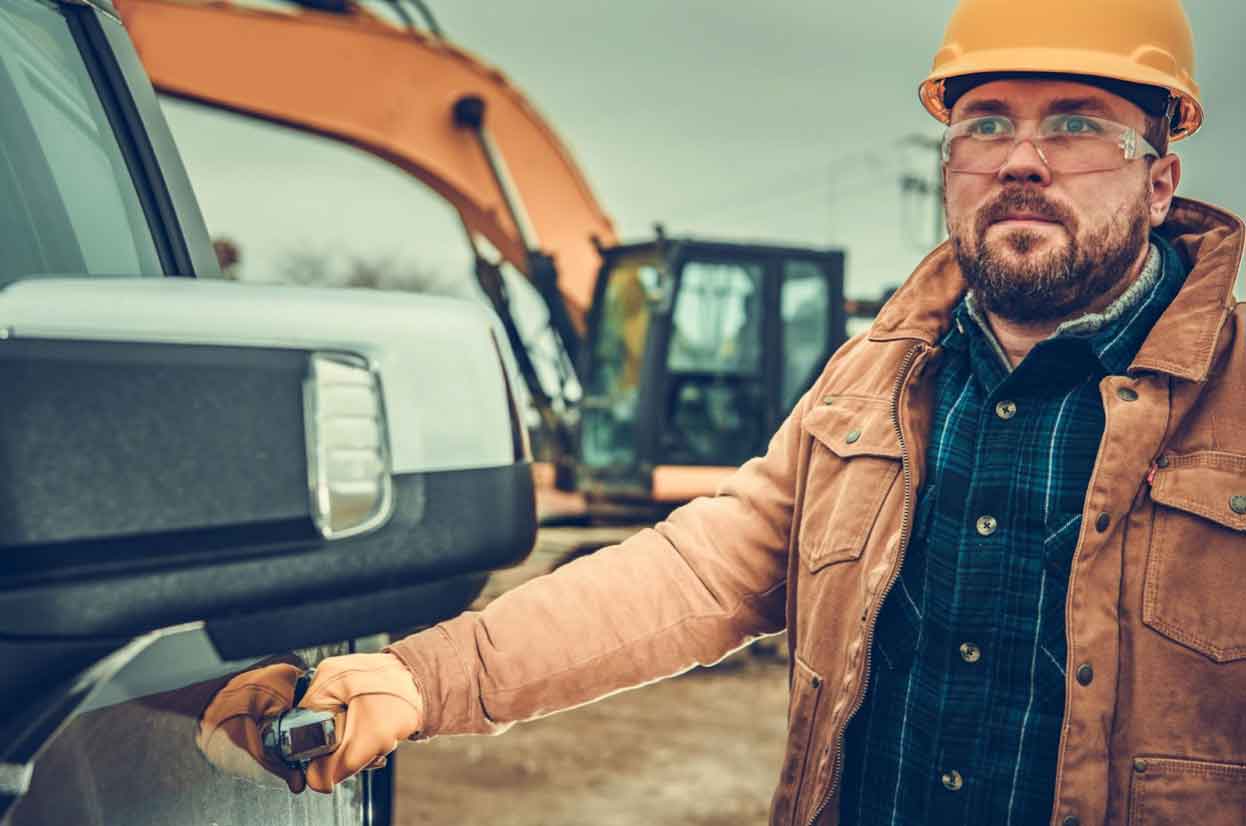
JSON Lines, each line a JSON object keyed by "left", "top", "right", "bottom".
{"left": 0, "top": 278, "right": 536, "bottom": 657}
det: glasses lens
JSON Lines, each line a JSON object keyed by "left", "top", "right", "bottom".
{"left": 944, "top": 134, "right": 1012, "bottom": 173}
{"left": 943, "top": 120, "right": 1134, "bottom": 174}
{"left": 1038, "top": 134, "right": 1126, "bottom": 173}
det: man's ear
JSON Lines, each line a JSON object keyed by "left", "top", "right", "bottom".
{"left": 1149, "top": 154, "right": 1181, "bottom": 227}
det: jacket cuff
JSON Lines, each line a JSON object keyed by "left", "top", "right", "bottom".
{"left": 384, "top": 622, "right": 473, "bottom": 740}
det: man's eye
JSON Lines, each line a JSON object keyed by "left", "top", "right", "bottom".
{"left": 1053, "top": 115, "right": 1102, "bottom": 135}
{"left": 968, "top": 117, "right": 1010, "bottom": 138}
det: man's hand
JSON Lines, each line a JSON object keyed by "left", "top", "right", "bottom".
{"left": 196, "top": 662, "right": 307, "bottom": 792}
{"left": 196, "top": 653, "right": 425, "bottom": 794}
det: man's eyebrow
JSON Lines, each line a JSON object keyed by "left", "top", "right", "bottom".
{"left": 1044, "top": 97, "right": 1113, "bottom": 117}
{"left": 957, "top": 96, "right": 1118, "bottom": 120}
{"left": 959, "top": 98, "right": 1012, "bottom": 117}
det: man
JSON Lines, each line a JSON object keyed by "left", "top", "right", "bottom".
{"left": 202, "top": 1, "right": 1246, "bottom": 823}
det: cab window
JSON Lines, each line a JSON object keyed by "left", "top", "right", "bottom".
{"left": 661, "top": 259, "right": 766, "bottom": 466}
{"left": 580, "top": 254, "right": 665, "bottom": 469}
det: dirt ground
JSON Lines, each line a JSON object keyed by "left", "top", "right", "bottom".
{"left": 392, "top": 519, "right": 792, "bottom": 826}
{"left": 393, "top": 654, "right": 789, "bottom": 826}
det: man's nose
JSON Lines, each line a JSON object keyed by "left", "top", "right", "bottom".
{"left": 996, "top": 139, "right": 1052, "bottom": 186}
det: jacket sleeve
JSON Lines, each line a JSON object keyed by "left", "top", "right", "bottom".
{"left": 385, "top": 376, "right": 823, "bottom": 739}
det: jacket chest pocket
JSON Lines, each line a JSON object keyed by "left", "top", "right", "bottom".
{"left": 797, "top": 397, "right": 903, "bottom": 573}
{"left": 1144, "top": 450, "right": 1246, "bottom": 663}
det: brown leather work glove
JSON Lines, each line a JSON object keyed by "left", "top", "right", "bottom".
{"left": 196, "top": 653, "right": 425, "bottom": 794}
{"left": 196, "top": 662, "right": 307, "bottom": 792}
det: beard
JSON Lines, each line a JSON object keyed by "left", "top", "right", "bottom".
{"left": 950, "top": 186, "right": 1150, "bottom": 323}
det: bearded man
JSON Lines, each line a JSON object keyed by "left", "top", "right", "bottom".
{"left": 204, "top": 1, "right": 1246, "bottom": 824}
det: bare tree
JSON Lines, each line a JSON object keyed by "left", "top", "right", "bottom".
{"left": 272, "top": 246, "right": 462, "bottom": 296}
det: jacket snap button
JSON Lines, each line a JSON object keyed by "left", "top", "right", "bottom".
{"left": 1231, "top": 495, "right": 1246, "bottom": 515}
{"left": 810, "top": 675, "right": 822, "bottom": 689}
{"left": 940, "top": 769, "right": 964, "bottom": 791}
{"left": 845, "top": 430, "right": 862, "bottom": 444}
{"left": 1116, "top": 387, "right": 1139, "bottom": 402}
{"left": 976, "top": 515, "right": 998, "bottom": 536}
{"left": 1063, "top": 817, "right": 1081, "bottom": 826}
{"left": 1076, "top": 663, "right": 1094, "bottom": 686}
{"left": 822, "top": 395, "right": 835, "bottom": 406}
{"left": 1133, "top": 758, "right": 1148, "bottom": 773}
{"left": 1156, "top": 456, "right": 1170, "bottom": 468}
{"left": 1095, "top": 512, "right": 1110, "bottom": 533}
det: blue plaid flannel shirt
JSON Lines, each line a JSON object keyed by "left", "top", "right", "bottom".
{"left": 836, "top": 234, "right": 1188, "bottom": 826}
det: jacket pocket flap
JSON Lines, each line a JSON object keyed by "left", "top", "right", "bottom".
{"left": 1150, "top": 450, "right": 1246, "bottom": 532}
{"left": 1128, "top": 755, "right": 1246, "bottom": 824}
{"left": 801, "top": 396, "right": 901, "bottom": 460}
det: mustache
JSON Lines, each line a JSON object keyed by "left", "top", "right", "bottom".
{"left": 975, "top": 188, "right": 1077, "bottom": 235}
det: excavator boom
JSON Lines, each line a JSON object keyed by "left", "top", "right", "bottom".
{"left": 115, "top": 0, "right": 615, "bottom": 324}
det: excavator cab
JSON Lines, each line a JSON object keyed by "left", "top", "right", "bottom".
{"left": 578, "top": 239, "right": 845, "bottom": 510}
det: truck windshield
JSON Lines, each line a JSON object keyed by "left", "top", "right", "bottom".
{"left": 0, "top": 1, "right": 161, "bottom": 288}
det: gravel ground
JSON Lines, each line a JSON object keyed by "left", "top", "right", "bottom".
{"left": 392, "top": 653, "right": 790, "bottom": 826}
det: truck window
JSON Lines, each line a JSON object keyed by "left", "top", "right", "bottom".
{"left": 0, "top": 1, "right": 161, "bottom": 287}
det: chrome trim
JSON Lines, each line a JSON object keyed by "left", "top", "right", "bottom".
{"left": 0, "top": 762, "right": 33, "bottom": 797}
{"left": 58, "top": 0, "right": 123, "bottom": 23}
{"left": 303, "top": 351, "right": 395, "bottom": 540}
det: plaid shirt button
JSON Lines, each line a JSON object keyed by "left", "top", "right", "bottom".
{"left": 995, "top": 400, "right": 1018, "bottom": 420}
{"left": 976, "top": 515, "right": 998, "bottom": 536}
{"left": 959, "top": 642, "right": 982, "bottom": 663}
{"left": 941, "top": 769, "right": 964, "bottom": 791}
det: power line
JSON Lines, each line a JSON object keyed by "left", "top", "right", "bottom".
{"left": 667, "top": 146, "right": 892, "bottom": 220}
{"left": 674, "top": 152, "right": 896, "bottom": 225}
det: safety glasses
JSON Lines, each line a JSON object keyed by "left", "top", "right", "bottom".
{"left": 942, "top": 114, "right": 1161, "bottom": 174}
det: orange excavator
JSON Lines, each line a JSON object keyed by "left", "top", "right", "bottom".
{"left": 114, "top": 0, "right": 846, "bottom": 517}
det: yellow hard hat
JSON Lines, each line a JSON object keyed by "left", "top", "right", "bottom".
{"left": 920, "top": 0, "right": 1203, "bottom": 140}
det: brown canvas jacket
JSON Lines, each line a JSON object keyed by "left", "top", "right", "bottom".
{"left": 388, "top": 196, "right": 1246, "bottom": 826}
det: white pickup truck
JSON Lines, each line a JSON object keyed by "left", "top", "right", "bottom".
{"left": 0, "top": 3, "right": 536, "bottom": 824}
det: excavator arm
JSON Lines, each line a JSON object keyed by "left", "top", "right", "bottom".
{"left": 114, "top": 0, "right": 615, "bottom": 327}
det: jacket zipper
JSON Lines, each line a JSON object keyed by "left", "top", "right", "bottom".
{"left": 803, "top": 342, "right": 926, "bottom": 826}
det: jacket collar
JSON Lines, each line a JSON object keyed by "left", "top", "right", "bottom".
{"left": 867, "top": 196, "right": 1244, "bottom": 382}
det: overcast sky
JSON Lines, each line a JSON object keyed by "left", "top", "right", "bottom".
{"left": 164, "top": 0, "right": 1246, "bottom": 301}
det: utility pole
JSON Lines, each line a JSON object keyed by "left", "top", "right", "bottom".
{"left": 899, "top": 134, "right": 945, "bottom": 247}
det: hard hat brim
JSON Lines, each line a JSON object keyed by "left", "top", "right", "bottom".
{"left": 920, "top": 47, "right": 1204, "bottom": 140}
